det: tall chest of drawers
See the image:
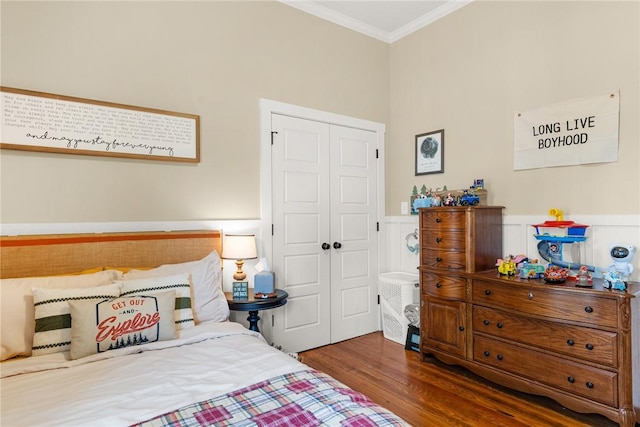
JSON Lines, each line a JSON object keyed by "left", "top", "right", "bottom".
{"left": 418, "top": 207, "right": 640, "bottom": 426}
{"left": 419, "top": 206, "right": 504, "bottom": 358}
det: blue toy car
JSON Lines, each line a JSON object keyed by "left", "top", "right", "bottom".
{"left": 603, "top": 267, "right": 627, "bottom": 291}
{"left": 459, "top": 192, "right": 480, "bottom": 206}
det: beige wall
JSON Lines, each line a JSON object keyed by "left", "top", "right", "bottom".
{"left": 2, "top": 1, "right": 639, "bottom": 225}
{"left": 0, "top": 1, "right": 389, "bottom": 223}
{"left": 388, "top": 0, "right": 639, "bottom": 216}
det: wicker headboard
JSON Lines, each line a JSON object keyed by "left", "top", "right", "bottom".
{"left": 0, "top": 230, "right": 222, "bottom": 279}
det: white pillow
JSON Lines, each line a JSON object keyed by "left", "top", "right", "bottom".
{"left": 31, "top": 283, "right": 123, "bottom": 357}
{"left": 124, "top": 250, "right": 228, "bottom": 323}
{"left": 68, "top": 291, "right": 177, "bottom": 360}
{"left": 0, "top": 270, "right": 122, "bottom": 361}
{"left": 118, "top": 274, "right": 195, "bottom": 330}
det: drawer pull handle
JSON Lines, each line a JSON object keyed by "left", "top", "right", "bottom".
{"left": 567, "top": 339, "right": 575, "bottom": 346}
{"left": 496, "top": 322, "right": 503, "bottom": 329}
{"left": 483, "top": 320, "right": 490, "bottom": 326}
{"left": 586, "top": 343, "right": 594, "bottom": 351}
{"left": 436, "top": 283, "right": 442, "bottom": 288}
{"left": 585, "top": 306, "right": 593, "bottom": 313}
{"left": 497, "top": 354, "right": 503, "bottom": 361}
{"left": 484, "top": 289, "right": 491, "bottom": 296}
{"left": 586, "top": 382, "right": 594, "bottom": 389}
{"left": 436, "top": 238, "right": 442, "bottom": 243}
{"left": 483, "top": 351, "right": 490, "bottom": 357}
{"left": 458, "top": 326, "right": 465, "bottom": 331}
{"left": 436, "top": 218, "right": 441, "bottom": 223}
{"left": 528, "top": 292, "right": 534, "bottom": 299}
{"left": 568, "top": 376, "right": 575, "bottom": 383}
{"left": 436, "top": 257, "right": 443, "bottom": 262}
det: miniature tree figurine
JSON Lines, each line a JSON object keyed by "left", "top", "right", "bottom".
{"left": 410, "top": 186, "right": 419, "bottom": 214}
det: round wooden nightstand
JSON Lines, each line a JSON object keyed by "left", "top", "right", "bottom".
{"left": 225, "top": 289, "right": 288, "bottom": 333}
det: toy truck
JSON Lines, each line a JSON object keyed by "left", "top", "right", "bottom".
{"left": 518, "top": 262, "right": 545, "bottom": 279}
{"left": 459, "top": 192, "right": 480, "bottom": 206}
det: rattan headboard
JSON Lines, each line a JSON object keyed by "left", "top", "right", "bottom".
{"left": 0, "top": 230, "right": 222, "bottom": 279}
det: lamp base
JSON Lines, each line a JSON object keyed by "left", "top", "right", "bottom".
{"left": 234, "top": 259, "right": 247, "bottom": 281}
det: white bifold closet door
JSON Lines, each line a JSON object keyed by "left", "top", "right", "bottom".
{"left": 271, "top": 113, "right": 379, "bottom": 353}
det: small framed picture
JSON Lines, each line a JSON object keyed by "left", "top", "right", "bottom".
{"left": 415, "top": 129, "right": 444, "bottom": 175}
{"left": 232, "top": 282, "right": 249, "bottom": 299}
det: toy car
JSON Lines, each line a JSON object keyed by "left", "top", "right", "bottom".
{"left": 603, "top": 267, "right": 627, "bottom": 291}
{"left": 497, "top": 257, "right": 516, "bottom": 275}
{"left": 518, "top": 262, "right": 545, "bottom": 279}
{"left": 543, "top": 265, "right": 569, "bottom": 283}
{"left": 459, "top": 192, "right": 479, "bottom": 206}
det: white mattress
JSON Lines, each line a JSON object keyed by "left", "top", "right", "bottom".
{"left": 0, "top": 322, "right": 306, "bottom": 427}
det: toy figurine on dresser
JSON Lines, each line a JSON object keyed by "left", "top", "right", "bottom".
{"left": 609, "top": 245, "right": 636, "bottom": 283}
{"left": 574, "top": 265, "right": 593, "bottom": 287}
{"left": 603, "top": 266, "right": 627, "bottom": 290}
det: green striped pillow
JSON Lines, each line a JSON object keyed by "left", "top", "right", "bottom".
{"left": 32, "top": 283, "right": 122, "bottom": 356}
{"left": 119, "top": 273, "right": 195, "bottom": 330}
{"left": 68, "top": 291, "right": 177, "bottom": 360}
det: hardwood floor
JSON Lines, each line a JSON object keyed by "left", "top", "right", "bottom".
{"left": 299, "top": 332, "right": 625, "bottom": 427}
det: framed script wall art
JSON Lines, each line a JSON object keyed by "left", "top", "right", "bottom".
{"left": 0, "top": 87, "right": 200, "bottom": 162}
{"left": 415, "top": 129, "right": 444, "bottom": 175}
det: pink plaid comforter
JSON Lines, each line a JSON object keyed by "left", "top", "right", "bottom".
{"left": 132, "top": 369, "right": 409, "bottom": 426}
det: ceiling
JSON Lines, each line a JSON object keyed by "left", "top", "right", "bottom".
{"left": 278, "top": 0, "right": 473, "bottom": 43}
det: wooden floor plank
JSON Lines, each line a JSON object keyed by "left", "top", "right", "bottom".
{"left": 299, "top": 332, "right": 619, "bottom": 427}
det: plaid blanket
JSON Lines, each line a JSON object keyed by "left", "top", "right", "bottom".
{"left": 133, "top": 369, "right": 409, "bottom": 427}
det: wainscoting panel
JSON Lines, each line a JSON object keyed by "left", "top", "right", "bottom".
{"left": 384, "top": 215, "right": 640, "bottom": 282}
{"left": 383, "top": 216, "right": 421, "bottom": 276}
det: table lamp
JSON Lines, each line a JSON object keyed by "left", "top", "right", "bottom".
{"left": 221, "top": 234, "right": 257, "bottom": 281}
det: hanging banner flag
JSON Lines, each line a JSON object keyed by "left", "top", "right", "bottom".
{"left": 513, "top": 91, "right": 619, "bottom": 170}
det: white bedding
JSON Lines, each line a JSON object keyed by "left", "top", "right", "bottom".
{"left": 0, "top": 322, "right": 306, "bottom": 427}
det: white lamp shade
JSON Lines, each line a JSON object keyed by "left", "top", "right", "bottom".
{"left": 221, "top": 234, "right": 257, "bottom": 260}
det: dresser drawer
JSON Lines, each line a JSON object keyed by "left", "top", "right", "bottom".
{"left": 472, "top": 280, "right": 618, "bottom": 328}
{"left": 474, "top": 335, "right": 617, "bottom": 407}
{"left": 421, "top": 249, "right": 466, "bottom": 270}
{"left": 422, "top": 273, "right": 466, "bottom": 299}
{"left": 421, "top": 210, "right": 466, "bottom": 230}
{"left": 420, "top": 230, "right": 465, "bottom": 250}
{"left": 473, "top": 306, "right": 617, "bottom": 367}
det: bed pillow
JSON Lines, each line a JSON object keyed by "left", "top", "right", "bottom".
{"left": 103, "top": 266, "right": 151, "bottom": 274}
{"left": 31, "top": 283, "right": 123, "bottom": 357}
{"left": 119, "top": 274, "right": 195, "bottom": 330}
{"left": 123, "top": 250, "right": 228, "bottom": 323}
{"left": 68, "top": 291, "right": 177, "bottom": 360}
{"left": 0, "top": 270, "right": 122, "bottom": 361}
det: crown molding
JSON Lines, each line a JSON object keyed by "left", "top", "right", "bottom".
{"left": 279, "top": 0, "right": 391, "bottom": 42}
{"left": 389, "top": 0, "right": 473, "bottom": 43}
{"left": 278, "top": 0, "right": 473, "bottom": 44}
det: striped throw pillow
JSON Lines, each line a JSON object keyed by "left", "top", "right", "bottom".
{"left": 31, "top": 283, "right": 122, "bottom": 356}
{"left": 68, "top": 291, "right": 177, "bottom": 360}
{"left": 119, "top": 273, "right": 195, "bottom": 330}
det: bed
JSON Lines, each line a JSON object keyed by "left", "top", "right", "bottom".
{"left": 0, "top": 230, "right": 409, "bottom": 426}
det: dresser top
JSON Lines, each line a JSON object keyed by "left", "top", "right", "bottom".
{"left": 472, "top": 270, "right": 640, "bottom": 298}
{"left": 419, "top": 206, "right": 504, "bottom": 210}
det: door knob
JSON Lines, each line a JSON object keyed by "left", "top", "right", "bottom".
{"left": 322, "top": 243, "right": 331, "bottom": 250}
{"left": 333, "top": 242, "right": 342, "bottom": 249}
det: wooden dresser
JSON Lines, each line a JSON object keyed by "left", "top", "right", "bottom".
{"left": 419, "top": 207, "right": 640, "bottom": 426}
{"left": 419, "top": 206, "right": 504, "bottom": 358}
